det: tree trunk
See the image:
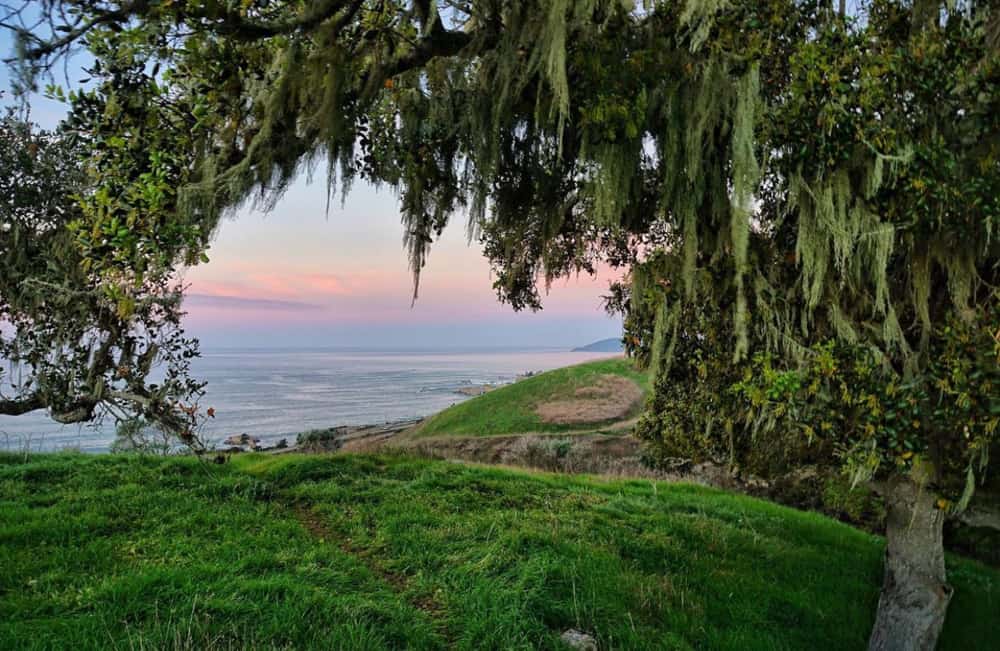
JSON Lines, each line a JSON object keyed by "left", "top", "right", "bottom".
{"left": 868, "top": 477, "right": 953, "bottom": 651}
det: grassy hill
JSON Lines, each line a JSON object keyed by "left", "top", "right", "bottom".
{"left": 413, "top": 358, "right": 651, "bottom": 439}
{"left": 2, "top": 452, "right": 997, "bottom": 650}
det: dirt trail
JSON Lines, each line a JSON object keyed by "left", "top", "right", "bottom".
{"left": 289, "top": 502, "right": 453, "bottom": 641}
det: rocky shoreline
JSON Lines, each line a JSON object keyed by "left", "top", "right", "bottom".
{"left": 452, "top": 371, "right": 540, "bottom": 397}
{"left": 215, "top": 372, "right": 547, "bottom": 453}
{"left": 215, "top": 418, "right": 424, "bottom": 456}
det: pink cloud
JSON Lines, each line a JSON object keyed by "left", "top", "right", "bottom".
{"left": 299, "top": 273, "right": 352, "bottom": 294}
{"left": 186, "top": 272, "right": 356, "bottom": 302}
{"left": 181, "top": 250, "right": 624, "bottom": 329}
{"left": 246, "top": 272, "right": 352, "bottom": 297}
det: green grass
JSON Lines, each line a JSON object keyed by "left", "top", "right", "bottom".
{"left": 413, "top": 358, "right": 651, "bottom": 438}
{"left": 2, "top": 452, "right": 997, "bottom": 650}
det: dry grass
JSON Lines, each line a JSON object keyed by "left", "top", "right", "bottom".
{"left": 534, "top": 374, "right": 644, "bottom": 425}
{"left": 412, "top": 358, "right": 651, "bottom": 438}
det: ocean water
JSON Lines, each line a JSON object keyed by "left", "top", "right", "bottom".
{"left": 0, "top": 348, "right": 618, "bottom": 453}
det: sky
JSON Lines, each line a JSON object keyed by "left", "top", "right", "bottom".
{"left": 181, "top": 179, "right": 622, "bottom": 349}
{"left": 1, "top": 31, "right": 621, "bottom": 351}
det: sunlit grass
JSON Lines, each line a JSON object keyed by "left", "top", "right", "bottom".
{"left": 1, "top": 452, "right": 997, "bottom": 650}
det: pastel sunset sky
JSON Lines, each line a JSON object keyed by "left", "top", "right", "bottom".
{"left": 181, "top": 178, "right": 622, "bottom": 348}
{"left": 3, "top": 41, "right": 621, "bottom": 350}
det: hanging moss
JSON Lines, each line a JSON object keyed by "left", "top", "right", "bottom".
{"left": 16, "top": 0, "right": 998, "bottom": 504}
{"left": 729, "top": 62, "right": 761, "bottom": 360}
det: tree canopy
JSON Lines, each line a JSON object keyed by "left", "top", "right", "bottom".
{"left": 3, "top": 1, "right": 999, "bottom": 647}
{"left": 0, "top": 109, "right": 206, "bottom": 443}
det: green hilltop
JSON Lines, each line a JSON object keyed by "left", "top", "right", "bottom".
{"left": 413, "top": 358, "right": 650, "bottom": 439}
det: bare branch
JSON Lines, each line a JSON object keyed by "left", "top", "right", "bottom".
{"left": 6, "top": 0, "right": 148, "bottom": 63}
{"left": 0, "top": 391, "right": 96, "bottom": 423}
{"left": 957, "top": 506, "right": 1000, "bottom": 533}
{"left": 0, "top": 393, "right": 44, "bottom": 416}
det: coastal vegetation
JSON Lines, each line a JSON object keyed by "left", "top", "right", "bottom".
{"left": 0, "top": 111, "right": 202, "bottom": 437}
{"left": 1, "top": 1, "right": 998, "bottom": 645}
{"left": 414, "top": 358, "right": 649, "bottom": 438}
{"left": 2, "top": 451, "right": 998, "bottom": 650}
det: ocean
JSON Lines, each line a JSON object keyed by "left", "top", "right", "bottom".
{"left": 0, "top": 348, "right": 618, "bottom": 453}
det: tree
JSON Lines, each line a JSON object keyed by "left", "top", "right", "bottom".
{"left": 5, "top": 1, "right": 998, "bottom": 647}
{"left": 0, "top": 109, "right": 207, "bottom": 447}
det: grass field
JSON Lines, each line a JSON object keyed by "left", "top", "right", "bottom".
{"left": 413, "top": 358, "right": 651, "bottom": 439}
{"left": 2, "top": 452, "right": 997, "bottom": 650}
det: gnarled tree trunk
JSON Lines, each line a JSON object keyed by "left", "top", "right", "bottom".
{"left": 868, "top": 477, "right": 953, "bottom": 651}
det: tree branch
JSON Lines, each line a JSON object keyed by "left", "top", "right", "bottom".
{"left": 51, "top": 400, "right": 98, "bottom": 424}
{"left": 0, "top": 393, "right": 44, "bottom": 416}
{"left": 9, "top": 0, "right": 362, "bottom": 64}
{"left": 380, "top": 15, "right": 491, "bottom": 81}
{"left": 0, "top": 391, "right": 96, "bottom": 423}
{"left": 957, "top": 506, "right": 1000, "bottom": 533}
{"left": 6, "top": 0, "right": 148, "bottom": 63}
{"left": 205, "top": 0, "right": 360, "bottom": 41}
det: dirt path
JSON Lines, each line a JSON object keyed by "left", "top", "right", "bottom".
{"left": 290, "top": 502, "right": 454, "bottom": 643}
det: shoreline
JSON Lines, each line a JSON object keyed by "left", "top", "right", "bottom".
{"left": 215, "top": 417, "right": 425, "bottom": 455}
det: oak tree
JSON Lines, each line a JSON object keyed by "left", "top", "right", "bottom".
{"left": 5, "top": 1, "right": 998, "bottom": 646}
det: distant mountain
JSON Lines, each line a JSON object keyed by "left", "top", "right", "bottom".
{"left": 572, "top": 338, "right": 624, "bottom": 353}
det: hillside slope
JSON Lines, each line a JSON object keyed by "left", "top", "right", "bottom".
{"left": 413, "top": 357, "right": 650, "bottom": 439}
{"left": 2, "top": 452, "right": 997, "bottom": 650}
